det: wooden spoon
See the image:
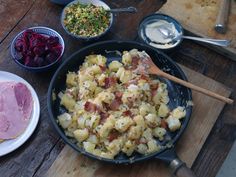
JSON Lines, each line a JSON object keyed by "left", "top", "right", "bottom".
{"left": 137, "top": 51, "right": 233, "bottom": 104}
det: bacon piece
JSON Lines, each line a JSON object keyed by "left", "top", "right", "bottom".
{"left": 160, "top": 119, "right": 168, "bottom": 129}
{"left": 109, "top": 99, "right": 121, "bottom": 111}
{"left": 131, "top": 56, "right": 140, "bottom": 70}
{"left": 122, "top": 110, "right": 133, "bottom": 117}
{"left": 108, "top": 130, "right": 120, "bottom": 142}
{"left": 115, "top": 91, "right": 123, "bottom": 99}
{"left": 99, "top": 112, "right": 110, "bottom": 124}
{"left": 102, "top": 102, "right": 110, "bottom": 111}
{"left": 151, "top": 83, "right": 159, "bottom": 97}
{"left": 99, "top": 65, "right": 106, "bottom": 72}
{"left": 140, "top": 74, "right": 149, "bottom": 81}
{"left": 84, "top": 101, "right": 97, "bottom": 112}
{"left": 104, "top": 77, "right": 117, "bottom": 89}
{"left": 151, "top": 89, "right": 157, "bottom": 97}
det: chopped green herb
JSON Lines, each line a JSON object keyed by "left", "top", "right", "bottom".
{"left": 63, "top": 3, "right": 110, "bottom": 37}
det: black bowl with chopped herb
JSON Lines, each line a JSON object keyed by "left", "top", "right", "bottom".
{"left": 61, "top": 0, "right": 113, "bottom": 40}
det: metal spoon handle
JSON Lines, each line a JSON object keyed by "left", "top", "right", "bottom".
{"left": 182, "top": 36, "right": 230, "bottom": 47}
{"left": 109, "top": 7, "right": 137, "bottom": 13}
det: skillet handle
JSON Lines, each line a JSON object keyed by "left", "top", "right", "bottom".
{"left": 169, "top": 158, "right": 197, "bottom": 177}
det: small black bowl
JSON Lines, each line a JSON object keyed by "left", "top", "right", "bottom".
{"left": 138, "top": 13, "right": 184, "bottom": 51}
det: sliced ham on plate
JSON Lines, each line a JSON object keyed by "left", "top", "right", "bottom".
{"left": 0, "top": 81, "right": 33, "bottom": 140}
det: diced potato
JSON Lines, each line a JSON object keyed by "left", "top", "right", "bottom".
{"left": 139, "top": 103, "right": 155, "bottom": 116}
{"left": 166, "top": 116, "right": 181, "bottom": 132}
{"left": 97, "top": 73, "right": 106, "bottom": 87}
{"left": 96, "top": 55, "right": 107, "bottom": 66}
{"left": 116, "top": 67, "right": 125, "bottom": 79}
{"left": 73, "top": 128, "right": 89, "bottom": 142}
{"left": 142, "top": 128, "right": 153, "bottom": 141}
{"left": 128, "top": 125, "right": 142, "bottom": 140}
{"left": 77, "top": 116, "right": 86, "bottom": 129}
{"left": 158, "top": 103, "right": 170, "bottom": 117}
{"left": 144, "top": 114, "right": 161, "bottom": 128}
{"left": 82, "top": 80, "right": 97, "bottom": 92}
{"left": 83, "top": 141, "right": 96, "bottom": 153}
{"left": 107, "top": 138, "right": 124, "bottom": 155}
{"left": 115, "top": 116, "right": 133, "bottom": 133}
{"left": 66, "top": 72, "right": 78, "bottom": 87}
{"left": 88, "top": 65, "right": 102, "bottom": 75}
{"left": 122, "top": 52, "right": 132, "bottom": 65}
{"left": 87, "top": 134, "right": 99, "bottom": 144}
{"left": 97, "top": 91, "right": 115, "bottom": 104}
{"left": 60, "top": 94, "right": 76, "bottom": 111}
{"left": 172, "top": 106, "right": 186, "bottom": 119}
{"left": 99, "top": 116, "right": 116, "bottom": 138}
{"left": 109, "top": 61, "right": 123, "bottom": 72}
{"left": 100, "top": 152, "right": 114, "bottom": 159}
{"left": 58, "top": 113, "right": 72, "bottom": 129}
{"left": 122, "top": 140, "right": 136, "bottom": 156}
{"left": 86, "top": 55, "right": 98, "bottom": 64}
{"left": 120, "top": 70, "right": 132, "bottom": 83}
{"left": 136, "top": 144, "right": 148, "bottom": 154}
{"left": 152, "top": 92, "right": 162, "bottom": 104}
{"left": 147, "top": 139, "right": 160, "bottom": 153}
{"left": 153, "top": 127, "right": 166, "bottom": 141}
{"left": 133, "top": 115, "right": 145, "bottom": 130}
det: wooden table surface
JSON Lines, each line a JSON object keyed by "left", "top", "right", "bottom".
{"left": 0, "top": 1, "right": 235, "bottom": 177}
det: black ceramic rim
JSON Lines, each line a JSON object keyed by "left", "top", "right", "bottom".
{"left": 47, "top": 40, "right": 192, "bottom": 164}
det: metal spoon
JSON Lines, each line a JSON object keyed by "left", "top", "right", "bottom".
{"left": 108, "top": 6, "right": 137, "bottom": 13}
{"left": 158, "top": 25, "right": 230, "bottom": 47}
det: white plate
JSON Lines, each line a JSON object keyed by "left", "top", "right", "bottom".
{"left": 0, "top": 71, "right": 40, "bottom": 156}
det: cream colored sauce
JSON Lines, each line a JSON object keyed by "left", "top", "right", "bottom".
{"left": 144, "top": 20, "right": 180, "bottom": 49}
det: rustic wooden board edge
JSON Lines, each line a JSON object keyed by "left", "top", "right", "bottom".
{"left": 157, "top": 10, "right": 236, "bottom": 61}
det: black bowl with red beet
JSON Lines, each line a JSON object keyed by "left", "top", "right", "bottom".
{"left": 11, "top": 27, "right": 65, "bottom": 72}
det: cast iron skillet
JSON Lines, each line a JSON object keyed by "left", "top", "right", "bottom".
{"left": 47, "top": 41, "right": 195, "bottom": 177}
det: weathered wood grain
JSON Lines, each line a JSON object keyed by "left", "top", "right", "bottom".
{"left": 0, "top": 0, "right": 35, "bottom": 43}
{"left": 0, "top": 0, "right": 235, "bottom": 177}
{"left": 158, "top": 0, "right": 236, "bottom": 61}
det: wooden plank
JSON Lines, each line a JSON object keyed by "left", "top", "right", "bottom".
{"left": 0, "top": 0, "right": 35, "bottom": 43}
{"left": 46, "top": 65, "right": 232, "bottom": 177}
{"left": 0, "top": 1, "right": 165, "bottom": 177}
{"left": 158, "top": 0, "right": 236, "bottom": 61}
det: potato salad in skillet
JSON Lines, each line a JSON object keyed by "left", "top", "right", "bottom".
{"left": 57, "top": 49, "right": 186, "bottom": 159}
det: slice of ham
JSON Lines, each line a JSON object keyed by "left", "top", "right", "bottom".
{"left": 0, "top": 82, "right": 33, "bottom": 140}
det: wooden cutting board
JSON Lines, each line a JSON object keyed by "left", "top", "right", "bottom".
{"left": 158, "top": 0, "right": 236, "bottom": 61}
{"left": 46, "top": 65, "right": 232, "bottom": 177}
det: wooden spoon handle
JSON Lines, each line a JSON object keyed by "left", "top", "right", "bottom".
{"left": 159, "top": 71, "right": 233, "bottom": 104}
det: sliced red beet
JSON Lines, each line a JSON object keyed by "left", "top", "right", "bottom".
{"left": 33, "top": 56, "right": 44, "bottom": 67}
{"left": 14, "top": 30, "right": 62, "bottom": 67}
